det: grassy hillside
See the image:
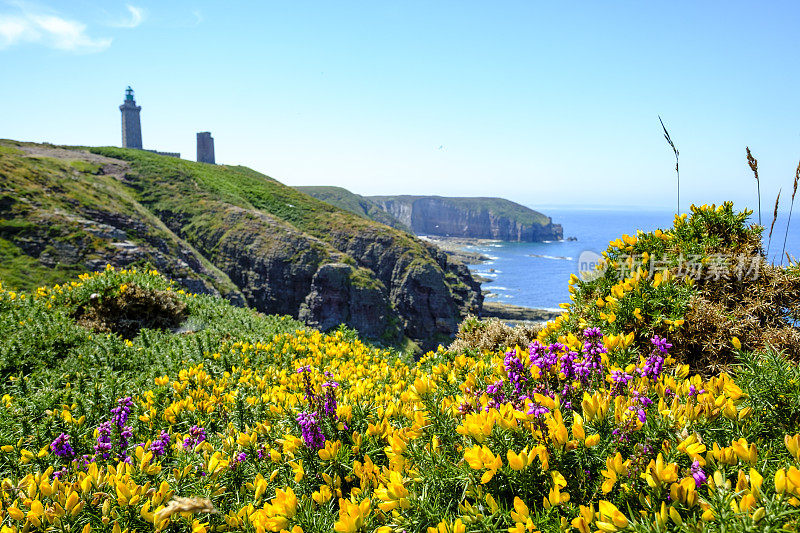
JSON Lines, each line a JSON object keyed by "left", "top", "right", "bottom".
{"left": 0, "top": 141, "right": 241, "bottom": 298}
{"left": 295, "top": 186, "right": 411, "bottom": 232}
{"left": 1, "top": 205, "right": 800, "bottom": 532}
{"left": 0, "top": 140, "right": 481, "bottom": 348}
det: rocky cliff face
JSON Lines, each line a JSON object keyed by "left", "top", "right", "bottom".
{"left": 370, "top": 196, "right": 563, "bottom": 241}
{"left": 0, "top": 141, "right": 481, "bottom": 350}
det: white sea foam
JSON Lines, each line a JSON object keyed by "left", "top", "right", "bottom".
{"left": 529, "top": 254, "right": 573, "bottom": 261}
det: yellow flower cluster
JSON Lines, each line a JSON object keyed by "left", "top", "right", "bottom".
{"left": 1, "top": 321, "right": 798, "bottom": 533}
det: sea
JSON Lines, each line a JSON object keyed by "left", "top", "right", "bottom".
{"left": 465, "top": 208, "right": 800, "bottom": 311}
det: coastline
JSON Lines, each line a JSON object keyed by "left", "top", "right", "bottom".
{"left": 424, "top": 235, "right": 563, "bottom": 325}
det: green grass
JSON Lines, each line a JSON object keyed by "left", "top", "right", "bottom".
{"left": 295, "top": 185, "right": 412, "bottom": 231}
{"left": 0, "top": 141, "right": 243, "bottom": 296}
{"left": 0, "top": 268, "right": 309, "bottom": 443}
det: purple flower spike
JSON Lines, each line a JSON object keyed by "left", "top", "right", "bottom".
{"left": 51, "top": 433, "right": 74, "bottom": 458}
{"left": 110, "top": 397, "right": 134, "bottom": 427}
{"left": 296, "top": 410, "right": 325, "bottom": 450}
{"left": 94, "top": 421, "right": 113, "bottom": 460}
{"left": 651, "top": 335, "right": 673, "bottom": 354}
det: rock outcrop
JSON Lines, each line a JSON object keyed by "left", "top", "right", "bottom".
{"left": 299, "top": 263, "right": 396, "bottom": 340}
{"left": 369, "top": 195, "right": 563, "bottom": 241}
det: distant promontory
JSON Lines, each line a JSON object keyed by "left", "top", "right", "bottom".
{"left": 296, "top": 187, "right": 562, "bottom": 242}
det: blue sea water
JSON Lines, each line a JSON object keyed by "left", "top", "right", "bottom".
{"left": 466, "top": 208, "right": 800, "bottom": 310}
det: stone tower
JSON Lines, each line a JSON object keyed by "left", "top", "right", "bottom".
{"left": 119, "top": 86, "right": 142, "bottom": 149}
{"left": 196, "top": 132, "right": 215, "bottom": 164}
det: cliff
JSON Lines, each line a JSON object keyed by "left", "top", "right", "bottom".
{"left": 296, "top": 187, "right": 562, "bottom": 242}
{"left": 294, "top": 186, "right": 411, "bottom": 232}
{"left": 369, "top": 195, "right": 562, "bottom": 241}
{"left": 0, "top": 140, "right": 481, "bottom": 349}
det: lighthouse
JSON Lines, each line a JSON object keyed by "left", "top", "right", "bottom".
{"left": 119, "top": 86, "right": 142, "bottom": 149}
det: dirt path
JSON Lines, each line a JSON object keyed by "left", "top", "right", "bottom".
{"left": 15, "top": 143, "right": 129, "bottom": 180}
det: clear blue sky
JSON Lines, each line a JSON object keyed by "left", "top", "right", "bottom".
{"left": 2, "top": 0, "right": 799, "bottom": 212}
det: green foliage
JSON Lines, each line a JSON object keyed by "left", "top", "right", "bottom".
{"left": 0, "top": 268, "right": 307, "bottom": 443}
{"left": 736, "top": 348, "right": 800, "bottom": 446}
{"left": 68, "top": 160, "right": 101, "bottom": 174}
{"left": 295, "top": 185, "right": 412, "bottom": 232}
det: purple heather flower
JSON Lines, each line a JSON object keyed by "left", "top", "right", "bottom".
{"left": 183, "top": 425, "right": 207, "bottom": 450}
{"left": 558, "top": 350, "right": 579, "bottom": 381}
{"left": 527, "top": 402, "right": 550, "bottom": 418}
{"left": 691, "top": 460, "right": 707, "bottom": 487}
{"left": 94, "top": 421, "right": 113, "bottom": 460}
{"left": 149, "top": 431, "right": 171, "bottom": 457}
{"left": 640, "top": 354, "right": 665, "bottom": 380}
{"left": 651, "top": 335, "right": 673, "bottom": 354}
{"left": 611, "top": 370, "right": 633, "bottom": 385}
{"left": 583, "top": 327, "right": 603, "bottom": 339}
{"left": 296, "top": 411, "right": 325, "bottom": 450}
{"left": 637, "top": 409, "right": 647, "bottom": 424}
{"left": 504, "top": 349, "right": 526, "bottom": 383}
{"left": 322, "top": 381, "right": 339, "bottom": 418}
{"left": 231, "top": 451, "right": 247, "bottom": 468}
{"left": 484, "top": 380, "right": 507, "bottom": 410}
{"left": 117, "top": 426, "right": 134, "bottom": 459}
{"left": 50, "top": 433, "right": 74, "bottom": 458}
{"left": 688, "top": 385, "right": 705, "bottom": 397}
{"left": 110, "top": 397, "right": 134, "bottom": 427}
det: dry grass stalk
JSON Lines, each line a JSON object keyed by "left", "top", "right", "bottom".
{"left": 659, "top": 116, "right": 680, "bottom": 214}
{"left": 767, "top": 189, "right": 781, "bottom": 257}
{"left": 782, "top": 161, "right": 800, "bottom": 263}
{"left": 156, "top": 497, "right": 217, "bottom": 521}
{"left": 746, "top": 147, "right": 762, "bottom": 225}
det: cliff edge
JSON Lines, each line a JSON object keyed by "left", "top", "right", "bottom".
{"left": 369, "top": 195, "right": 562, "bottom": 241}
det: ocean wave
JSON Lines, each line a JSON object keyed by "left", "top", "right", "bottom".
{"left": 491, "top": 286, "right": 512, "bottom": 291}
{"left": 528, "top": 254, "right": 573, "bottom": 261}
{"left": 477, "top": 272, "right": 498, "bottom": 278}
{"left": 540, "top": 307, "right": 565, "bottom": 313}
